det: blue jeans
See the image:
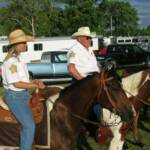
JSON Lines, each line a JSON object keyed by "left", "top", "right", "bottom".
{"left": 5, "top": 89, "right": 35, "bottom": 150}
{"left": 93, "top": 104, "right": 101, "bottom": 122}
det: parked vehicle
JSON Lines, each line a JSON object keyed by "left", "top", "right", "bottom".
{"left": 95, "top": 44, "right": 150, "bottom": 69}
{"left": 27, "top": 51, "right": 71, "bottom": 82}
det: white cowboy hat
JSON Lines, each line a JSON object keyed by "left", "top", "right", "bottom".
{"left": 72, "top": 26, "right": 96, "bottom": 38}
{"left": 8, "top": 29, "right": 33, "bottom": 47}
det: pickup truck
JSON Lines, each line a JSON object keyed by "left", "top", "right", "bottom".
{"left": 95, "top": 44, "right": 150, "bottom": 69}
{"left": 27, "top": 51, "right": 71, "bottom": 82}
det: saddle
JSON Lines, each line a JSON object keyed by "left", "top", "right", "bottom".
{"left": 0, "top": 96, "right": 44, "bottom": 124}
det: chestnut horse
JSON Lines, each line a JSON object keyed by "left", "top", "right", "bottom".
{"left": 97, "top": 69, "right": 150, "bottom": 150}
{"left": 121, "top": 68, "right": 150, "bottom": 147}
{"left": 0, "top": 72, "right": 134, "bottom": 150}
{"left": 50, "top": 72, "right": 134, "bottom": 150}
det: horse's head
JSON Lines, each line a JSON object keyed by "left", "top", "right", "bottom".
{"left": 95, "top": 71, "right": 134, "bottom": 122}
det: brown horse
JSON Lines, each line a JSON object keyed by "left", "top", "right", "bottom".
{"left": 121, "top": 68, "right": 150, "bottom": 147}
{"left": 97, "top": 69, "right": 150, "bottom": 150}
{"left": 0, "top": 72, "right": 134, "bottom": 150}
{"left": 50, "top": 72, "right": 134, "bottom": 150}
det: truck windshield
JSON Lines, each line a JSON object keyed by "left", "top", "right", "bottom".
{"left": 54, "top": 52, "right": 67, "bottom": 63}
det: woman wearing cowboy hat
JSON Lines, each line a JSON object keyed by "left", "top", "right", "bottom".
{"left": 1, "top": 29, "right": 45, "bottom": 150}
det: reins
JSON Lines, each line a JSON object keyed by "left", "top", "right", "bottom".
{"left": 46, "top": 88, "right": 120, "bottom": 127}
{"left": 100, "top": 72, "right": 117, "bottom": 109}
{"left": 46, "top": 96, "right": 100, "bottom": 127}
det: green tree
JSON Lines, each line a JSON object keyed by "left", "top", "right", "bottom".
{"left": 0, "top": 0, "right": 142, "bottom": 37}
{"left": 0, "top": 0, "right": 54, "bottom": 36}
{"left": 98, "top": 0, "right": 139, "bottom": 36}
{"left": 58, "top": 0, "right": 105, "bottom": 35}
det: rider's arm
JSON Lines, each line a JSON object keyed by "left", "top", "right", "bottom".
{"left": 68, "top": 64, "right": 83, "bottom": 80}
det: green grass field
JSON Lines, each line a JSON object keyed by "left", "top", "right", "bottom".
{"left": 0, "top": 85, "right": 149, "bottom": 150}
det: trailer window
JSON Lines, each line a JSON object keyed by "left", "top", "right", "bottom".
{"left": 125, "top": 39, "right": 131, "bottom": 43}
{"left": 34, "top": 43, "right": 43, "bottom": 51}
{"left": 2, "top": 45, "right": 8, "bottom": 53}
{"left": 117, "top": 40, "right": 124, "bottom": 43}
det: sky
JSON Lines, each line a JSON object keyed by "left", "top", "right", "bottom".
{"left": 125, "top": 0, "right": 150, "bottom": 28}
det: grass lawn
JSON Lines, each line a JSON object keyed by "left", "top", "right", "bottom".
{"left": 0, "top": 84, "right": 149, "bottom": 150}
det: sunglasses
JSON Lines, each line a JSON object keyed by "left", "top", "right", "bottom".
{"left": 86, "top": 37, "right": 92, "bottom": 40}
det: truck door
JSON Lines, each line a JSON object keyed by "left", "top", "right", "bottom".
{"left": 52, "top": 52, "right": 69, "bottom": 77}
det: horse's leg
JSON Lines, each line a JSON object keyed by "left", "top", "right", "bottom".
{"left": 109, "top": 123, "right": 124, "bottom": 150}
{"left": 133, "top": 112, "right": 139, "bottom": 142}
{"left": 132, "top": 112, "right": 145, "bottom": 147}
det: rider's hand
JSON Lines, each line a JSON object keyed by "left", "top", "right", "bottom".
{"left": 33, "top": 80, "right": 45, "bottom": 89}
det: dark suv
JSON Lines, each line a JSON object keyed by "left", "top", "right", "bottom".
{"left": 95, "top": 44, "right": 150, "bottom": 69}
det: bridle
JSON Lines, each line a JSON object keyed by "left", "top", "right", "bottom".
{"left": 96, "top": 72, "right": 123, "bottom": 126}
{"left": 96, "top": 72, "right": 117, "bottom": 109}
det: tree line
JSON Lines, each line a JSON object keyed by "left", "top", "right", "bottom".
{"left": 0, "top": 0, "right": 150, "bottom": 37}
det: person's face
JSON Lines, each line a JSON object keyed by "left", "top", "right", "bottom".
{"left": 77, "top": 36, "right": 92, "bottom": 49}
{"left": 15, "top": 42, "right": 27, "bottom": 55}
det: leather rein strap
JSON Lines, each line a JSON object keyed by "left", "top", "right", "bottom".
{"left": 98, "top": 72, "right": 117, "bottom": 109}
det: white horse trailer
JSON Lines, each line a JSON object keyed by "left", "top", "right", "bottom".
{"left": 0, "top": 36, "right": 99, "bottom": 63}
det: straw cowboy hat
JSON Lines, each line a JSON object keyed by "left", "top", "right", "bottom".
{"left": 8, "top": 29, "right": 33, "bottom": 47}
{"left": 4, "top": 29, "right": 33, "bottom": 61}
{"left": 72, "top": 26, "right": 96, "bottom": 38}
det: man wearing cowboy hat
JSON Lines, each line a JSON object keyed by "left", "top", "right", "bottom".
{"left": 67, "top": 26, "right": 101, "bottom": 123}
{"left": 67, "top": 26, "right": 100, "bottom": 81}
{"left": 2, "top": 29, "right": 45, "bottom": 150}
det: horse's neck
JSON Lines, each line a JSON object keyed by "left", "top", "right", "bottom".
{"left": 122, "top": 71, "right": 149, "bottom": 98}
{"left": 128, "top": 72, "right": 150, "bottom": 112}
{"left": 62, "top": 79, "right": 100, "bottom": 116}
